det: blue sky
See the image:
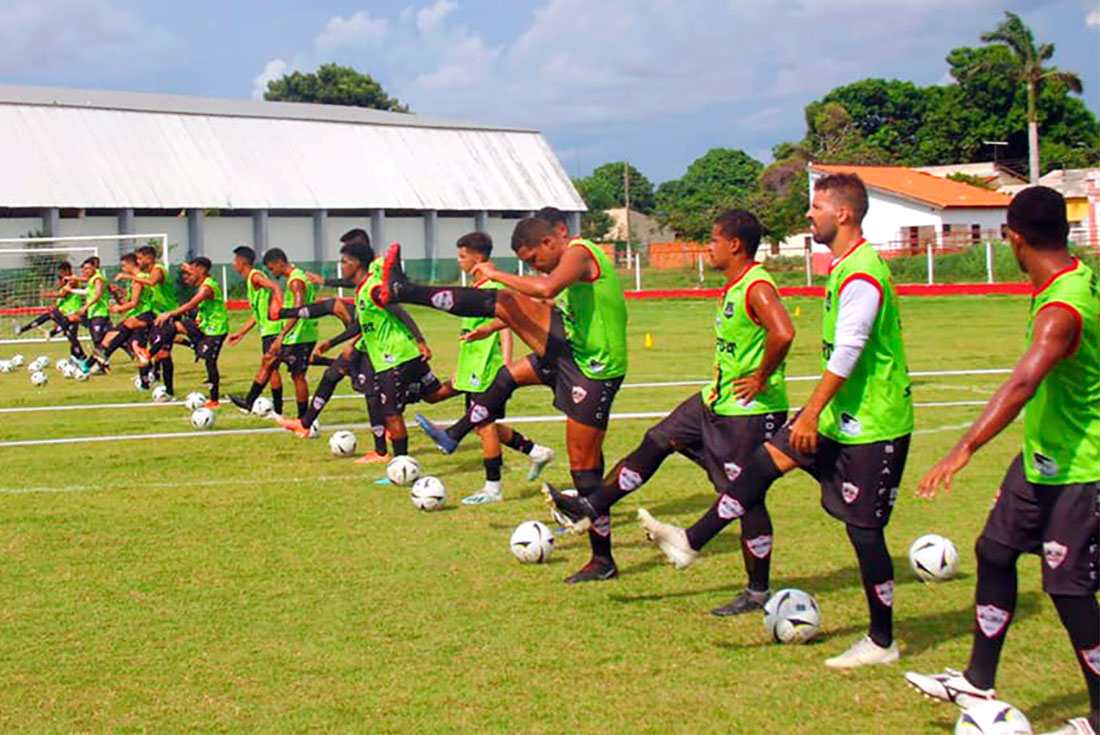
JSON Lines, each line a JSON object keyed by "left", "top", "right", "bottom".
{"left": 1, "top": 0, "right": 1097, "bottom": 183}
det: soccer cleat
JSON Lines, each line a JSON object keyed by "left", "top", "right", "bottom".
{"left": 904, "top": 668, "right": 996, "bottom": 708}
{"left": 204, "top": 399, "right": 219, "bottom": 410}
{"left": 132, "top": 341, "right": 151, "bottom": 366}
{"left": 710, "top": 588, "right": 771, "bottom": 617}
{"left": 542, "top": 482, "right": 597, "bottom": 533}
{"left": 415, "top": 413, "right": 458, "bottom": 454}
{"left": 227, "top": 393, "right": 252, "bottom": 414}
{"left": 461, "top": 484, "right": 503, "bottom": 505}
{"left": 1041, "top": 718, "right": 1097, "bottom": 735}
{"left": 380, "top": 242, "right": 407, "bottom": 306}
{"left": 526, "top": 444, "right": 555, "bottom": 481}
{"left": 354, "top": 451, "right": 391, "bottom": 465}
{"left": 637, "top": 508, "right": 698, "bottom": 569}
{"left": 564, "top": 557, "right": 618, "bottom": 584}
{"left": 275, "top": 415, "right": 312, "bottom": 439}
{"left": 825, "top": 636, "right": 900, "bottom": 669}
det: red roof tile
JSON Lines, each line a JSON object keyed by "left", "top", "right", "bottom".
{"left": 811, "top": 164, "right": 1011, "bottom": 209}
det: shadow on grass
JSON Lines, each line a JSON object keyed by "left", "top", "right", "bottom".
{"left": 1028, "top": 690, "right": 1091, "bottom": 726}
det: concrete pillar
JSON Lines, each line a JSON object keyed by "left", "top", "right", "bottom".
{"left": 252, "top": 209, "right": 269, "bottom": 256}
{"left": 187, "top": 209, "right": 205, "bottom": 260}
{"left": 41, "top": 207, "right": 60, "bottom": 238}
{"left": 568, "top": 211, "right": 581, "bottom": 237}
{"left": 424, "top": 210, "right": 438, "bottom": 281}
{"left": 370, "top": 209, "right": 385, "bottom": 249}
{"left": 117, "top": 208, "right": 135, "bottom": 259}
{"left": 312, "top": 209, "right": 327, "bottom": 267}
{"left": 475, "top": 210, "right": 489, "bottom": 234}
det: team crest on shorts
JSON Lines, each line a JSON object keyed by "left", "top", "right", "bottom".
{"left": 617, "top": 467, "right": 643, "bottom": 491}
{"left": 469, "top": 403, "right": 489, "bottom": 423}
{"left": 1082, "top": 644, "right": 1100, "bottom": 676}
{"left": 571, "top": 385, "right": 588, "bottom": 404}
{"left": 724, "top": 462, "right": 743, "bottom": 482}
{"left": 873, "top": 580, "right": 894, "bottom": 607}
{"left": 745, "top": 534, "right": 773, "bottom": 559}
{"left": 841, "top": 482, "right": 860, "bottom": 504}
{"left": 1043, "top": 540, "right": 1068, "bottom": 569}
{"left": 1032, "top": 452, "right": 1060, "bottom": 479}
{"left": 717, "top": 495, "right": 745, "bottom": 520}
{"left": 430, "top": 290, "right": 455, "bottom": 311}
{"left": 976, "top": 604, "right": 1011, "bottom": 637}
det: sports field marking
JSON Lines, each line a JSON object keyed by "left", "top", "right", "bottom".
{"left": 0, "top": 367, "right": 1011, "bottom": 415}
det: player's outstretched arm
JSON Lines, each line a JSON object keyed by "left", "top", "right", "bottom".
{"left": 229, "top": 315, "right": 256, "bottom": 346}
{"left": 733, "top": 282, "right": 795, "bottom": 404}
{"left": 917, "top": 306, "right": 1080, "bottom": 499}
{"left": 471, "top": 246, "right": 592, "bottom": 300}
{"left": 110, "top": 281, "right": 143, "bottom": 314}
{"left": 158, "top": 285, "right": 211, "bottom": 323}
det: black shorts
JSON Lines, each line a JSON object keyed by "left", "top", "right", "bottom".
{"left": 465, "top": 391, "right": 507, "bottom": 421}
{"left": 149, "top": 318, "right": 177, "bottom": 355}
{"left": 981, "top": 455, "right": 1099, "bottom": 596}
{"left": 197, "top": 334, "right": 226, "bottom": 362}
{"left": 130, "top": 310, "right": 155, "bottom": 328}
{"left": 527, "top": 309, "right": 623, "bottom": 431}
{"left": 261, "top": 334, "right": 278, "bottom": 354}
{"left": 374, "top": 358, "right": 441, "bottom": 416}
{"left": 85, "top": 316, "right": 112, "bottom": 345}
{"left": 769, "top": 418, "right": 910, "bottom": 529}
{"left": 276, "top": 341, "right": 315, "bottom": 376}
{"left": 647, "top": 393, "right": 787, "bottom": 494}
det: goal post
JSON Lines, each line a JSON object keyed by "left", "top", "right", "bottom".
{"left": 0, "top": 233, "right": 169, "bottom": 344}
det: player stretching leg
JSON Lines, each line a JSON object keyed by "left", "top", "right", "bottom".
{"left": 547, "top": 210, "right": 792, "bottom": 606}
{"left": 226, "top": 246, "right": 287, "bottom": 417}
{"left": 101, "top": 253, "right": 156, "bottom": 386}
{"left": 378, "top": 215, "right": 628, "bottom": 583}
{"left": 67, "top": 257, "right": 112, "bottom": 374}
{"left": 16, "top": 261, "right": 90, "bottom": 365}
{"left": 905, "top": 187, "right": 1099, "bottom": 735}
{"left": 126, "top": 246, "right": 180, "bottom": 399}
{"left": 155, "top": 257, "right": 228, "bottom": 409}
{"left": 637, "top": 174, "right": 913, "bottom": 667}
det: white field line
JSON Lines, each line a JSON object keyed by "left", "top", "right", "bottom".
{"left": 0, "top": 401, "right": 989, "bottom": 450}
{"left": 0, "top": 367, "right": 1011, "bottom": 415}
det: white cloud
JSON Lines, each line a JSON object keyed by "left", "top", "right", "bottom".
{"left": 416, "top": 0, "right": 458, "bottom": 34}
{"left": 1087, "top": 8, "right": 1100, "bottom": 27}
{"left": 252, "top": 59, "right": 289, "bottom": 100}
{"left": 316, "top": 11, "right": 388, "bottom": 50}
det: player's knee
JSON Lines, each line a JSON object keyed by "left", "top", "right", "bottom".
{"left": 845, "top": 524, "right": 885, "bottom": 551}
{"left": 641, "top": 425, "right": 674, "bottom": 452}
{"left": 975, "top": 536, "right": 1018, "bottom": 568}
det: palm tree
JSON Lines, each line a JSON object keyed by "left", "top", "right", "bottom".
{"left": 975, "top": 11, "right": 1083, "bottom": 183}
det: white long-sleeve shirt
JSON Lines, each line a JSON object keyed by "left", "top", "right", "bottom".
{"left": 826, "top": 277, "right": 881, "bottom": 378}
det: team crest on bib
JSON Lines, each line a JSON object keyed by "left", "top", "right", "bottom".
{"left": 841, "top": 482, "right": 860, "bottom": 504}
{"left": 724, "top": 462, "right": 743, "bottom": 482}
{"left": 431, "top": 290, "right": 455, "bottom": 311}
{"left": 1082, "top": 645, "right": 1100, "bottom": 676}
{"left": 469, "top": 403, "right": 489, "bottom": 423}
{"left": 723, "top": 301, "right": 735, "bottom": 319}
{"left": 976, "top": 604, "right": 1011, "bottom": 638}
{"left": 873, "top": 580, "right": 894, "bottom": 607}
{"left": 717, "top": 495, "right": 745, "bottom": 520}
{"left": 469, "top": 374, "right": 480, "bottom": 388}
{"left": 587, "top": 358, "right": 605, "bottom": 374}
{"left": 839, "top": 412, "right": 862, "bottom": 437}
{"left": 745, "top": 534, "right": 773, "bottom": 559}
{"left": 1043, "top": 540, "right": 1068, "bottom": 569}
{"left": 618, "top": 467, "right": 643, "bottom": 491}
{"left": 384, "top": 352, "right": 396, "bottom": 364}
{"left": 571, "top": 385, "right": 588, "bottom": 404}
{"left": 1032, "top": 452, "right": 1060, "bottom": 479}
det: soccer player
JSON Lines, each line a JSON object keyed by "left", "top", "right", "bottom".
{"left": 67, "top": 257, "right": 113, "bottom": 370}
{"left": 226, "top": 246, "right": 287, "bottom": 416}
{"left": 637, "top": 173, "right": 913, "bottom": 667}
{"left": 126, "top": 245, "right": 180, "bottom": 398}
{"left": 546, "top": 209, "right": 793, "bottom": 608}
{"left": 100, "top": 254, "right": 156, "bottom": 383}
{"left": 905, "top": 186, "right": 1099, "bottom": 735}
{"left": 14, "top": 261, "right": 90, "bottom": 364}
{"left": 377, "top": 214, "right": 628, "bottom": 584}
{"left": 421, "top": 231, "right": 555, "bottom": 505}
{"left": 155, "top": 257, "right": 228, "bottom": 408}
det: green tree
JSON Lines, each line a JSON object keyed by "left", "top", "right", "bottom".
{"left": 576, "top": 162, "right": 656, "bottom": 214}
{"left": 946, "top": 172, "right": 995, "bottom": 190}
{"left": 264, "top": 63, "right": 410, "bottom": 112}
{"left": 966, "top": 11, "right": 1083, "bottom": 182}
{"left": 655, "top": 148, "right": 764, "bottom": 241}
{"left": 572, "top": 175, "right": 616, "bottom": 241}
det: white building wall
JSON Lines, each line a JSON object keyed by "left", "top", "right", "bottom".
{"left": 268, "top": 217, "right": 314, "bottom": 262}
{"left": 485, "top": 215, "right": 521, "bottom": 254}
{"left": 386, "top": 217, "right": 427, "bottom": 260}
{"left": 862, "top": 190, "right": 944, "bottom": 245}
{"left": 327, "top": 217, "right": 372, "bottom": 263}
{"left": 133, "top": 216, "right": 189, "bottom": 264}
{"left": 940, "top": 207, "right": 1006, "bottom": 233}
{"left": 205, "top": 217, "right": 252, "bottom": 262}
{"left": 436, "top": 216, "right": 478, "bottom": 259}
{"left": 0, "top": 218, "right": 43, "bottom": 241}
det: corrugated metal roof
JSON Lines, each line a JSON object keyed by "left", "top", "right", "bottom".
{"left": 0, "top": 84, "right": 585, "bottom": 212}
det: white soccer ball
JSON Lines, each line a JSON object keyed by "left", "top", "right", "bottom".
{"left": 763, "top": 588, "right": 821, "bottom": 644}
{"left": 387, "top": 455, "right": 422, "bottom": 486}
{"left": 32, "top": 356, "right": 48, "bottom": 370}
{"left": 549, "top": 487, "right": 580, "bottom": 527}
{"left": 510, "top": 521, "right": 555, "bottom": 563}
{"left": 184, "top": 392, "right": 206, "bottom": 411}
{"left": 55, "top": 358, "right": 70, "bottom": 373}
{"left": 73, "top": 368, "right": 88, "bottom": 382}
{"left": 329, "top": 430, "right": 358, "bottom": 457}
{"left": 909, "top": 533, "right": 960, "bottom": 583}
{"left": 0, "top": 360, "right": 11, "bottom": 373}
{"left": 30, "top": 370, "right": 48, "bottom": 387}
{"left": 955, "top": 700, "right": 1032, "bottom": 735}
{"left": 10, "top": 354, "right": 24, "bottom": 367}
{"left": 251, "top": 396, "right": 275, "bottom": 418}
{"left": 410, "top": 476, "right": 446, "bottom": 511}
{"left": 60, "top": 362, "right": 76, "bottom": 379}
{"left": 151, "top": 385, "right": 172, "bottom": 403}
{"left": 190, "top": 407, "right": 215, "bottom": 430}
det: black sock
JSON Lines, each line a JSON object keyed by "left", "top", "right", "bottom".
{"left": 138, "top": 364, "right": 152, "bottom": 388}
{"left": 206, "top": 358, "right": 220, "bottom": 401}
{"left": 448, "top": 367, "right": 516, "bottom": 442}
{"left": 277, "top": 299, "right": 337, "bottom": 320}
{"left": 151, "top": 361, "right": 161, "bottom": 381}
{"left": 740, "top": 504, "right": 774, "bottom": 593}
{"left": 484, "top": 454, "right": 503, "bottom": 482}
{"left": 272, "top": 387, "right": 284, "bottom": 415}
{"left": 245, "top": 381, "right": 264, "bottom": 407}
{"left": 395, "top": 281, "right": 497, "bottom": 317}
{"left": 102, "top": 326, "right": 132, "bottom": 358}
{"left": 501, "top": 429, "right": 534, "bottom": 455}
{"left": 965, "top": 537, "right": 1020, "bottom": 690}
{"left": 847, "top": 524, "right": 894, "bottom": 647}
{"left": 1051, "top": 594, "right": 1100, "bottom": 728}
{"left": 19, "top": 313, "right": 52, "bottom": 333}
{"left": 296, "top": 400, "right": 307, "bottom": 419}
{"left": 393, "top": 436, "right": 409, "bottom": 457}
{"left": 367, "top": 397, "right": 388, "bottom": 454}
{"left": 686, "top": 446, "right": 781, "bottom": 550}
{"left": 573, "top": 467, "right": 612, "bottom": 561}
{"left": 302, "top": 366, "right": 345, "bottom": 428}
{"left": 589, "top": 433, "right": 672, "bottom": 514}
{"left": 161, "top": 359, "right": 175, "bottom": 395}
{"left": 66, "top": 326, "right": 87, "bottom": 360}
{"left": 312, "top": 356, "right": 334, "bottom": 367}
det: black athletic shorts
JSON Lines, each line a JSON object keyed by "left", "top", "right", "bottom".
{"left": 769, "top": 418, "right": 911, "bottom": 529}
{"left": 374, "top": 357, "right": 441, "bottom": 416}
{"left": 981, "top": 454, "right": 1099, "bottom": 596}
{"left": 131, "top": 310, "right": 155, "bottom": 327}
{"left": 197, "top": 334, "right": 226, "bottom": 362}
{"left": 647, "top": 393, "right": 786, "bottom": 494}
{"left": 276, "top": 341, "right": 315, "bottom": 376}
{"left": 527, "top": 309, "right": 623, "bottom": 431}
{"left": 261, "top": 334, "right": 277, "bottom": 354}
{"left": 465, "top": 390, "right": 507, "bottom": 421}
{"left": 85, "top": 316, "right": 112, "bottom": 345}
{"left": 149, "top": 318, "right": 177, "bottom": 355}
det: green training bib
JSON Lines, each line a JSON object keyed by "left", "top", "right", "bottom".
{"left": 555, "top": 239, "right": 628, "bottom": 380}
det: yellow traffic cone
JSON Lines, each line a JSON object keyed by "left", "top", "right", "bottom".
{"left": 644, "top": 332, "right": 654, "bottom": 349}
{"left": 794, "top": 306, "right": 801, "bottom": 317}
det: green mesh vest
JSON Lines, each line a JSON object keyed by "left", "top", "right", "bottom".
{"left": 454, "top": 278, "right": 506, "bottom": 393}
{"left": 820, "top": 241, "right": 913, "bottom": 443}
{"left": 84, "top": 271, "right": 109, "bottom": 319}
{"left": 555, "top": 239, "right": 628, "bottom": 380}
{"left": 125, "top": 272, "right": 156, "bottom": 318}
{"left": 702, "top": 264, "right": 789, "bottom": 417}
{"left": 149, "top": 264, "right": 179, "bottom": 315}
{"left": 284, "top": 267, "right": 319, "bottom": 345}
{"left": 1023, "top": 259, "right": 1100, "bottom": 484}
{"left": 197, "top": 276, "right": 229, "bottom": 336}
{"left": 57, "top": 288, "right": 82, "bottom": 316}
{"left": 247, "top": 268, "right": 282, "bottom": 338}
{"left": 355, "top": 259, "right": 421, "bottom": 372}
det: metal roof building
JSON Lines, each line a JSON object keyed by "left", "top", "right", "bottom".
{"left": 0, "top": 84, "right": 584, "bottom": 273}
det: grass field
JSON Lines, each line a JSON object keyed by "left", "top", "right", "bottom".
{"left": 0, "top": 294, "right": 1088, "bottom": 734}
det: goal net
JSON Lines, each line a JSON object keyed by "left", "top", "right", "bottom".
{"left": 0, "top": 233, "right": 169, "bottom": 344}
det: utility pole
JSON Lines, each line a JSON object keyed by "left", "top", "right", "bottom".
{"left": 623, "top": 159, "right": 632, "bottom": 269}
